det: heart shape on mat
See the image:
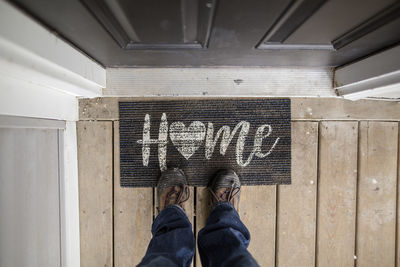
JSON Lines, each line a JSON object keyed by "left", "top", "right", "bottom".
{"left": 169, "top": 121, "right": 206, "bottom": 160}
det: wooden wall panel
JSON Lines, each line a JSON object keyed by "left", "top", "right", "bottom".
{"left": 114, "top": 121, "right": 153, "bottom": 266}
{"left": 77, "top": 121, "right": 113, "bottom": 267}
{"left": 277, "top": 121, "right": 318, "bottom": 266}
{"left": 317, "top": 121, "right": 358, "bottom": 266}
{"left": 356, "top": 122, "right": 398, "bottom": 266}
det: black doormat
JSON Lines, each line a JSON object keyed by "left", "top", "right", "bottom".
{"left": 119, "top": 99, "right": 291, "bottom": 187}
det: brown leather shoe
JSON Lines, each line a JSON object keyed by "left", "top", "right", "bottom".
{"left": 208, "top": 169, "right": 241, "bottom": 210}
{"left": 157, "top": 168, "right": 190, "bottom": 212}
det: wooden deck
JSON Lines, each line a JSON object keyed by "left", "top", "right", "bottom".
{"left": 77, "top": 98, "right": 400, "bottom": 267}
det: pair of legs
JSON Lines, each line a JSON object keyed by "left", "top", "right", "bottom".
{"left": 138, "top": 169, "right": 259, "bottom": 267}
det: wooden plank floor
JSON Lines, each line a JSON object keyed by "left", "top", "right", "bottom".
{"left": 77, "top": 98, "right": 400, "bottom": 267}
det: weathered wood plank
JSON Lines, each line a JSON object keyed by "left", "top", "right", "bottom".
{"left": 77, "top": 121, "right": 113, "bottom": 267}
{"left": 356, "top": 122, "right": 398, "bottom": 266}
{"left": 187, "top": 187, "right": 195, "bottom": 267}
{"left": 277, "top": 121, "right": 318, "bottom": 266}
{"left": 240, "top": 186, "right": 276, "bottom": 266}
{"left": 186, "top": 187, "right": 195, "bottom": 231}
{"left": 317, "top": 121, "right": 358, "bottom": 266}
{"left": 195, "top": 187, "right": 209, "bottom": 267}
{"left": 292, "top": 98, "right": 400, "bottom": 121}
{"left": 79, "top": 97, "right": 400, "bottom": 121}
{"left": 397, "top": 122, "right": 400, "bottom": 267}
{"left": 114, "top": 121, "right": 153, "bottom": 267}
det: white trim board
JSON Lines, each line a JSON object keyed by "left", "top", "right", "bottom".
{"left": 0, "top": 74, "right": 79, "bottom": 121}
{"left": 337, "top": 79, "right": 400, "bottom": 101}
{"left": 335, "top": 45, "right": 400, "bottom": 86}
{"left": 0, "top": 36, "right": 102, "bottom": 98}
{"left": 61, "top": 121, "right": 81, "bottom": 267}
{"left": 335, "top": 45, "right": 400, "bottom": 100}
{"left": 0, "top": 0, "right": 105, "bottom": 97}
{"left": 0, "top": 115, "right": 65, "bottom": 129}
{"left": 106, "top": 67, "right": 335, "bottom": 97}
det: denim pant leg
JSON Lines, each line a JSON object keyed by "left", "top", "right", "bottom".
{"left": 137, "top": 205, "right": 195, "bottom": 267}
{"left": 197, "top": 202, "right": 259, "bottom": 267}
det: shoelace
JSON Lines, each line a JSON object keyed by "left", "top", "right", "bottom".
{"left": 208, "top": 182, "right": 240, "bottom": 204}
{"left": 163, "top": 184, "right": 190, "bottom": 209}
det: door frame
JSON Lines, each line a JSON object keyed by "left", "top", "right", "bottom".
{"left": 0, "top": 115, "right": 73, "bottom": 267}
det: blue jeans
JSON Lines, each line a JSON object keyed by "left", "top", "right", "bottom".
{"left": 137, "top": 202, "right": 259, "bottom": 267}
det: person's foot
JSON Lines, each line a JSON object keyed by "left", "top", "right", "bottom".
{"left": 157, "top": 168, "right": 190, "bottom": 212}
{"left": 208, "top": 169, "right": 241, "bottom": 210}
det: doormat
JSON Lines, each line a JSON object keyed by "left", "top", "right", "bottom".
{"left": 119, "top": 99, "right": 291, "bottom": 187}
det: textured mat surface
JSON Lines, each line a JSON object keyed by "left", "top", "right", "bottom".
{"left": 119, "top": 99, "right": 291, "bottom": 187}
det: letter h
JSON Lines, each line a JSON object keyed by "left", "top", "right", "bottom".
{"left": 137, "top": 113, "right": 168, "bottom": 171}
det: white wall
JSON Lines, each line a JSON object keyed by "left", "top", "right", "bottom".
{"left": 0, "top": 1, "right": 106, "bottom": 266}
{"left": 0, "top": 0, "right": 105, "bottom": 121}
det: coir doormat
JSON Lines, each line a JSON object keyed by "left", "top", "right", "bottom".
{"left": 119, "top": 99, "right": 291, "bottom": 187}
